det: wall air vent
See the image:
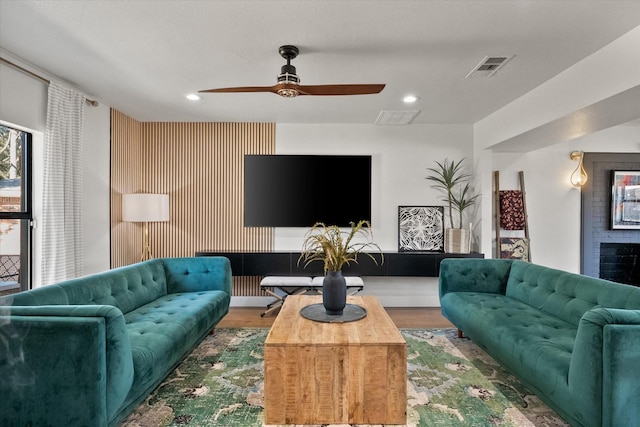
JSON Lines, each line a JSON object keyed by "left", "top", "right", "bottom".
{"left": 466, "top": 55, "right": 514, "bottom": 78}
{"left": 375, "top": 110, "right": 421, "bottom": 125}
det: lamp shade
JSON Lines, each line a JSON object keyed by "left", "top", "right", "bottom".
{"left": 122, "top": 193, "right": 170, "bottom": 222}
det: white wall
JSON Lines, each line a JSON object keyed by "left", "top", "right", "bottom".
{"left": 82, "top": 104, "right": 111, "bottom": 276}
{"left": 0, "top": 56, "right": 111, "bottom": 286}
{"left": 474, "top": 26, "right": 640, "bottom": 268}
{"left": 269, "top": 123, "right": 474, "bottom": 307}
{"left": 274, "top": 123, "right": 475, "bottom": 250}
{"left": 491, "top": 146, "right": 583, "bottom": 271}
{"left": 489, "top": 124, "right": 640, "bottom": 273}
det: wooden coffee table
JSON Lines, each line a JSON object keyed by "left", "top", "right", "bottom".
{"left": 263, "top": 295, "right": 406, "bottom": 425}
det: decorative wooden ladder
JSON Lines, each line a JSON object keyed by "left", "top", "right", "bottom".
{"left": 493, "top": 171, "right": 531, "bottom": 261}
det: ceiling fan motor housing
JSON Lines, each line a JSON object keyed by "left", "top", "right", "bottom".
{"left": 277, "top": 46, "right": 301, "bottom": 97}
{"left": 278, "top": 64, "right": 299, "bottom": 84}
{"left": 277, "top": 65, "right": 300, "bottom": 97}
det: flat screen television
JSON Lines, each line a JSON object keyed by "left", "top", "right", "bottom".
{"left": 244, "top": 154, "right": 372, "bottom": 227}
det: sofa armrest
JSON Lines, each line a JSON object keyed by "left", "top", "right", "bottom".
{"left": 0, "top": 305, "right": 134, "bottom": 426}
{"left": 570, "top": 308, "right": 640, "bottom": 427}
{"left": 438, "top": 258, "right": 512, "bottom": 298}
{"left": 162, "top": 257, "right": 232, "bottom": 298}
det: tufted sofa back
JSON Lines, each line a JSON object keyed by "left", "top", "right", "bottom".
{"left": 5, "top": 260, "right": 168, "bottom": 314}
{"left": 162, "top": 257, "right": 232, "bottom": 295}
{"left": 505, "top": 260, "right": 640, "bottom": 326}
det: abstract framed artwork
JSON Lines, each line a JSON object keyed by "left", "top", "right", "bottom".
{"left": 611, "top": 170, "right": 640, "bottom": 230}
{"left": 398, "top": 206, "right": 444, "bottom": 252}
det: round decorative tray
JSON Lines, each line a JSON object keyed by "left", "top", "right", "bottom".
{"left": 300, "top": 303, "right": 367, "bottom": 323}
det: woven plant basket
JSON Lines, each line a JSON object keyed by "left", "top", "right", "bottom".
{"left": 444, "top": 228, "right": 471, "bottom": 253}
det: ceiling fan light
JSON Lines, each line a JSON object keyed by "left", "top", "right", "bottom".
{"left": 277, "top": 88, "right": 299, "bottom": 98}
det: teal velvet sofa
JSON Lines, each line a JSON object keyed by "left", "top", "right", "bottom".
{"left": 0, "top": 256, "right": 232, "bottom": 427}
{"left": 439, "top": 258, "right": 640, "bottom": 427}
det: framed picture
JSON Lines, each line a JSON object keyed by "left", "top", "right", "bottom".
{"left": 611, "top": 171, "right": 640, "bottom": 229}
{"left": 398, "top": 206, "right": 444, "bottom": 252}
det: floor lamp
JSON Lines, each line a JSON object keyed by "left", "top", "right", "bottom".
{"left": 122, "top": 193, "right": 170, "bottom": 261}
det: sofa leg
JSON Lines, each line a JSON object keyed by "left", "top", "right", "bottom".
{"left": 457, "top": 329, "right": 464, "bottom": 338}
{"left": 209, "top": 328, "right": 216, "bottom": 335}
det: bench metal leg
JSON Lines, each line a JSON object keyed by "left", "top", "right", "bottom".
{"left": 260, "top": 286, "right": 312, "bottom": 317}
{"left": 347, "top": 286, "right": 364, "bottom": 295}
{"left": 261, "top": 300, "right": 284, "bottom": 317}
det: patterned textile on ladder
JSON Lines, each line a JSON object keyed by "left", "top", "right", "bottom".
{"left": 499, "top": 237, "right": 529, "bottom": 261}
{"left": 499, "top": 190, "right": 525, "bottom": 230}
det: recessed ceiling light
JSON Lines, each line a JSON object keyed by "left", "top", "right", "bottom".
{"left": 403, "top": 95, "right": 419, "bottom": 103}
{"left": 186, "top": 93, "right": 201, "bottom": 101}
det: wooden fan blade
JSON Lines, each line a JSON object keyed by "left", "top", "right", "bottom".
{"left": 296, "top": 84, "right": 385, "bottom": 96}
{"left": 199, "top": 85, "right": 278, "bottom": 94}
{"left": 199, "top": 83, "right": 386, "bottom": 97}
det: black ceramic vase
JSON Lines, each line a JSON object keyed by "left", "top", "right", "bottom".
{"left": 323, "top": 270, "right": 347, "bottom": 315}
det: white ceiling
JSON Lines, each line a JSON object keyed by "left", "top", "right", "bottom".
{"left": 1, "top": 1, "right": 639, "bottom": 125}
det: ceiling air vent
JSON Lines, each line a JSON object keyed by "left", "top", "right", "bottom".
{"left": 466, "top": 55, "right": 514, "bottom": 78}
{"left": 375, "top": 110, "right": 421, "bottom": 125}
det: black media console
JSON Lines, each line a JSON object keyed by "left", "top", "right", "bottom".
{"left": 195, "top": 251, "right": 484, "bottom": 278}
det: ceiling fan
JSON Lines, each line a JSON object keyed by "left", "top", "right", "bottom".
{"left": 199, "top": 45, "right": 385, "bottom": 98}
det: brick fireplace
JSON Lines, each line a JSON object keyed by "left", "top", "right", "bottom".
{"left": 581, "top": 153, "right": 640, "bottom": 285}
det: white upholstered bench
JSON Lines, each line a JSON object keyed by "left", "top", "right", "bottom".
{"left": 259, "top": 276, "right": 315, "bottom": 317}
{"left": 259, "top": 275, "right": 364, "bottom": 316}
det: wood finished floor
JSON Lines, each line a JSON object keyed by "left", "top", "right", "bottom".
{"left": 218, "top": 306, "right": 454, "bottom": 329}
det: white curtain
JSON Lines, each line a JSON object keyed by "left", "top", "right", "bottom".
{"left": 41, "top": 82, "right": 85, "bottom": 284}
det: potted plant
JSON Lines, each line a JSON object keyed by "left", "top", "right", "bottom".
{"left": 426, "top": 159, "right": 479, "bottom": 253}
{"left": 298, "top": 220, "right": 383, "bottom": 315}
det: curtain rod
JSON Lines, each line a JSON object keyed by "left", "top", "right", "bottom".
{"left": 1, "top": 56, "right": 99, "bottom": 107}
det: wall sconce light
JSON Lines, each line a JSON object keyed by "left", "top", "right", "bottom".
{"left": 569, "top": 151, "right": 588, "bottom": 187}
{"left": 122, "top": 193, "right": 170, "bottom": 261}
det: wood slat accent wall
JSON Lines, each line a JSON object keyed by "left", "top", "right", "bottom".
{"left": 110, "top": 109, "right": 144, "bottom": 267}
{"left": 110, "top": 111, "right": 275, "bottom": 296}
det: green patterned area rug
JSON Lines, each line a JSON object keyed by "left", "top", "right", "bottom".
{"left": 121, "top": 328, "right": 569, "bottom": 427}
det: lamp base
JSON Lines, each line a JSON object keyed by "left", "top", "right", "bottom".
{"left": 140, "top": 222, "right": 154, "bottom": 261}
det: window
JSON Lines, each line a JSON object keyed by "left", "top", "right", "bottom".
{"left": 0, "top": 125, "right": 32, "bottom": 294}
